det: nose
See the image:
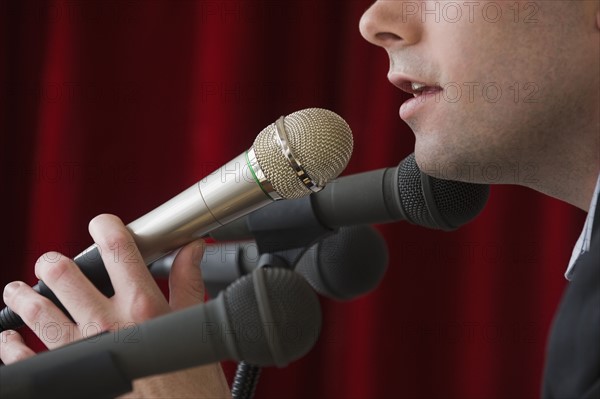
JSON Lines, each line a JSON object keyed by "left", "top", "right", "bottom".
{"left": 359, "top": 1, "right": 421, "bottom": 49}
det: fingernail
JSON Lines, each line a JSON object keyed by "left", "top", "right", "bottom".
{"left": 3, "top": 282, "right": 21, "bottom": 298}
{"left": 0, "top": 330, "right": 16, "bottom": 340}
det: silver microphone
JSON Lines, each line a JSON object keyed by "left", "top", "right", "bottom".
{"left": 85, "top": 107, "right": 354, "bottom": 265}
{"left": 0, "top": 108, "right": 353, "bottom": 332}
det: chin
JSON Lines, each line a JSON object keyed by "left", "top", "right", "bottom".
{"left": 413, "top": 143, "right": 451, "bottom": 179}
{"left": 413, "top": 141, "right": 487, "bottom": 185}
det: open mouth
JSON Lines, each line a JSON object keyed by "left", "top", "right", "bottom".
{"left": 395, "top": 80, "right": 444, "bottom": 120}
{"left": 399, "top": 81, "right": 443, "bottom": 97}
{"left": 388, "top": 73, "right": 445, "bottom": 119}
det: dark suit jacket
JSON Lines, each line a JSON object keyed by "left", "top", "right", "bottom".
{"left": 543, "top": 191, "right": 600, "bottom": 398}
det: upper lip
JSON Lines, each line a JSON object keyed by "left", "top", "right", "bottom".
{"left": 388, "top": 72, "right": 442, "bottom": 95}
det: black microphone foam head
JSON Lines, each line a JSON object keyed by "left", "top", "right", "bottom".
{"left": 222, "top": 267, "right": 321, "bottom": 367}
{"left": 295, "top": 225, "right": 389, "bottom": 301}
{"left": 397, "top": 153, "right": 490, "bottom": 231}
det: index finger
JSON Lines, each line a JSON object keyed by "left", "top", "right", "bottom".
{"left": 88, "top": 214, "right": 164, "bottom": 304}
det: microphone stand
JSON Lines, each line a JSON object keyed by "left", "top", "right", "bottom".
{"left": 0, "top": 348, "right": 134, "bottom": 399}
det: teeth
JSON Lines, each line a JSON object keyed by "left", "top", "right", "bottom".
{"left": 411, "top": 82, "right": 427, "bottom": 91}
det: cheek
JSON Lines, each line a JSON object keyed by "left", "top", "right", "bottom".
{"left": 426, "top": 3, "right": 538, "bottom": 85}
{"left": 425, "top": 10, "right": 500, "bottom": 76}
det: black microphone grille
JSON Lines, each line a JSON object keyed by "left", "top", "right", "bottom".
{"left": 223, "top": 267, "right": 321, "bottom": 367}
{"left": 295, "top": 225, "right": 388, "bottom": 301}
{"left": 398, "top": 153, "right": 490, "bottom": 231}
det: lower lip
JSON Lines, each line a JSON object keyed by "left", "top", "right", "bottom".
{"left": 399, "top": 90, "right": 442, "bottom": 120}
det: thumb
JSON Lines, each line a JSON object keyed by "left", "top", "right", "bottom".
{"left": 168, "top": 240, "right": 206, "bottom": 310}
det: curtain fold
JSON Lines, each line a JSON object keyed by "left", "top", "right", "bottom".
{"left": 1, "top": 1, "right": 584, "bottom": 398}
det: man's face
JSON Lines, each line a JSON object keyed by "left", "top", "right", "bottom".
{"left": 360, "top": 1, "right": 599, "bottom": 186}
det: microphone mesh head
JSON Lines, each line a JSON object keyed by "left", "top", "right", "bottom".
{"left": 397, "top": 154, "right": 435, "bottom": 227}
{"left": 253, "top": 108, "right": 353, "bottom": 199}
{"left": 295, "top": 225, "right": 388, "bottom": 301}
{"left": 223, "top": 267, "right": 321, "bottom": 366}
{"left": 398, "top": 153, "right": 490, "bottom": 230}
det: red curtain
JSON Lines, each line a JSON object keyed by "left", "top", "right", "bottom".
{"left": 1, "top": 1, "right": 586, "bottom": 398}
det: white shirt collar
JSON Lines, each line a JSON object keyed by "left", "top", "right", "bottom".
{"left": 565, "top": 173, "right": 600, "bottom": 280}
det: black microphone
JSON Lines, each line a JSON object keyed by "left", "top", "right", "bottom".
{"left": 150, "top": 225, "right": 389, "bottom": 301}
{"left": 209, "top": 153, "right": 490, "bottom": 246}
{"left": 0, "top": 108, "right": 353, "bottom": 332}
{"left": 0, "top": 267, "right": 322, "bottom": 399}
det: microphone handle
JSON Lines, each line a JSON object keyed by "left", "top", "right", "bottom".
{"left": 1, "top": 267, "right": 323, "bottom": 398}
{"left": 209, "top": 166, "right": 406, "bottom": 243}
{"left": 311, "top": 166, "right": 405, "bottom": 228}
{"left": 150, "top": 241, "right": 258, "bottom": 299}
{"left": 0, "top": 297, "right": 230, "bottom": 399}
{"left": 0, "top": 246, "right": 111, "bottom": 331}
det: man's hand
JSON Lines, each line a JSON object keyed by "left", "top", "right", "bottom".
{"left": 0, "top": 214, "right": 231, "bottom": 398}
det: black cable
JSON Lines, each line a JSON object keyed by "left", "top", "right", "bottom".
{"left": 231, "top": 361, "right": 261, "bottom": 399}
